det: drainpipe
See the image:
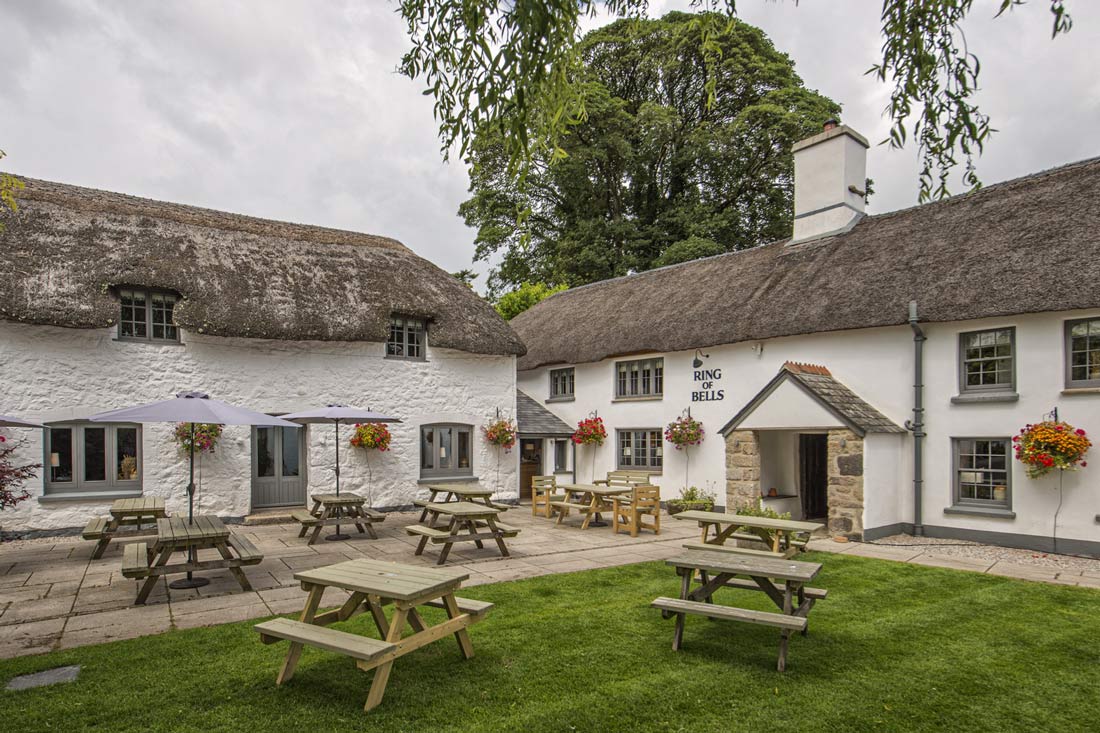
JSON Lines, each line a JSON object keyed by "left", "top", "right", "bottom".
{"left": 904, "top": 301, "right": 926, "bottom": 536}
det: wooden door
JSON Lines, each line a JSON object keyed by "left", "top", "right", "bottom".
{"left": 252, "top": 426, "right": 307, "bottom": 509}
{"left": 799, "top": 433, "right": 828, "bottom": 520}
{"left": 519, "top": 439, "right": 542, "bottom": 500}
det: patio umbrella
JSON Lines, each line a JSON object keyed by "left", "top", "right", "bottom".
{"left": 281, "top": 405, "right": 400, "bottom": 541}
{"left": 87, "top": 392, "right": 299, "bottom": 588}
{"left": 0, "top": 414, "right": 44, "bottom": 428}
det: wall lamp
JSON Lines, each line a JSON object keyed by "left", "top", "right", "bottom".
{"left": 692, "top": 350, "right": 710, "bottom": 369}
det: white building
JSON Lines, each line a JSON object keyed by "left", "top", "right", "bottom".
{"left": 0, "top": 177, "right": 525, "bottom": 534}
{"left": 512, "top": 124, "right": 1100, "bottom": 556}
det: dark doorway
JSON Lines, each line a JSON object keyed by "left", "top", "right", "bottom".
{"left": 519, "top": 439, "right": 542, "bottom": 500}
{"left": 799, "top": 434, "right": 828, "bottom": 520}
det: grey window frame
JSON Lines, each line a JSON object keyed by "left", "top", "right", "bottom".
{"left": 117, "top": 287, "right": 180, "bottom": 343}
{"left": 952, "top": 437, "right": 1011, "bottom": 510}
{"left": 553, "top": 438, "right": 569, "bottom": 472}
{"left": 386, "top": 316, "right": 428, "bottom": 361}
{"left": 616, "top": 429, "right": 663, "bottom": 472}
{"left": 614, "top": 358, "right": 664, "bottom": 400}
{"left": 549, "top": 367, "right": 575, "bottom": 401}
{"left": 419, "top": 423, "right": 474, "bottom": 479}
{"left": 958, "top": 327, "right": 1016, "bottom": 393}
{"left": 43, "top": 423, "right": 143, "bottom": 494}
{"left": 1065, "top": 317, "right": 1100, "bottom": 388}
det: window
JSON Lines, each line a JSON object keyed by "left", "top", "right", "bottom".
{"left": 553, "top": 439, "right": 569, "bottom": 473}
{"left": 617, "top": 429, "right": 663, "bottom": 471}
{"left": 959, "top": 328, "right": 1014, "bottom": 392}
{"left": 387, "top": 316, "right": 426, "bottom": 360}
{"left": 45, "top": 424, "right": 142, "bottom": 494}
{"left": 953, "top": 438, "right": 1010, "bottom": 508}
{"left": 549, "top": 367, "right": 575, "bottom": 401}
{"left": 119, "top": 288, "right": 179, "bottom": 343}
{"left": 1066, "top": 317, "right": 1100, "bottom": 388}
{"left": 420, "top": 424, "right": 473, "bottom": 478}
{"left": 615, "top": 358, "right": 663, "bottom": 399}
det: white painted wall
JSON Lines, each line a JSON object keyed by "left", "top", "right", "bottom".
{"left": 0, "top": 321, "right": 517, "bottom": 532}
{"left": 757, "top": 430, "right": 801, "bottom": 518}
{"left": 518, "top": 308, "right": 1100, "bottom": 545}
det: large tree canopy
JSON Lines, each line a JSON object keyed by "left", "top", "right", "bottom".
{"left": 461, "top": 12, "right": 839, "bottom": 295}
{"left": 399, "top": 0, "right": 1072, "bottom": 204}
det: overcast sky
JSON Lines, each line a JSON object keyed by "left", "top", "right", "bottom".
{"left": 4, "top": 1, "right": 1098, "bottom": 291}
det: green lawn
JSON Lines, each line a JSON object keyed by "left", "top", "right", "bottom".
{"left": 2, "top": 554, "right": 1099, "bottom": 732}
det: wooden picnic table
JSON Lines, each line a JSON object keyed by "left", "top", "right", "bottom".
{"left": 673, "top": 509, "right": 824, "bottom": 558}
{"left": 405, "top": 502, "right": 519, "bottom": 564}
{"left": 254, "top": 558, "right": 494, "bottom": 712}
{"left": 120, "top": 515, "right": 263, "bottom": 604}
{"left": 416, "top": 484, "right": 506, "bottom": 522}
{"left": 82, "top": 497, "right": 168, "bottom": 559}
{"left": 552, "top": 483, "right": 631, "bottom": 530}
{"left": 653, "top": 548, "right": 826, "bottom": 671}
{"left": 290, "top": 492, "right": 385, "bottom": 545}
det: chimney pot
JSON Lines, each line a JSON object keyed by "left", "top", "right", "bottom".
{"left": 823, "top": 118, "right": 839, "bottom": 131}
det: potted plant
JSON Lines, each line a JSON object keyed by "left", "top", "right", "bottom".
{"left": 1013, "top": 420, "right": 1090, "bottom": 478}
{"left": 666, "top": 485, "right": 716, "bottom": 515}
{"left": 732, "top": 499, "right": 792, "bottom": 549}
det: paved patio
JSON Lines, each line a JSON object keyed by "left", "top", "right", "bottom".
{"left": 1, "top": 507, "right": 1098, "bottom": 659}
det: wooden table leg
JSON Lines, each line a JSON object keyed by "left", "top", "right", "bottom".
{"left": 352, "top": 505, "right": 378, "bottom": 539}
{"left": 672, "top": 568, "right": 692, "bottom": 651}
{"left": 580, "top": 494, "right": 599, "bottom": 530}
{"left": 215, "top": 541, "right": 252, "bottom": 592}
{"left": 366, "top": 595, "right": 389, "bottom": 637}
{"left": 441, "top": 592, "right": 475, "bottom": 659}
{"left": 308, "top": 507, "right": 331, "bottom": 545}
{"left": 407, "top": 608, "right": 427, "bottom": 633}
{"left": 464, "top": 518, "right": 485, "bottom": 550}
{"left": 484, "top": 516, "right": 510, "bottom": 558}
{"left": 93, "top": 517, "right": 120, "bottom": 559}
{"left": 363, "top": 607, "right": 409, "bottom": 711}
{"left": 778, "top": 582, "right": 793, "bottom": 672}
{"left": 135, "top": 544, "right": 174, "bottom": 605}
{"left": 277, "top": 583, "right": 325, "bottom": 685}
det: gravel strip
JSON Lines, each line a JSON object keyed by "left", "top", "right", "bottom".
{"left": 868, "top": 534, "right": 1100, "bottom": 572}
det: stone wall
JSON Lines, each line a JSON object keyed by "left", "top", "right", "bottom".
{"left": 724, "top": 429, "right": 759, "bottom": 510}
{"left": 827, "top": 429, "right": 864, "bottom": 538}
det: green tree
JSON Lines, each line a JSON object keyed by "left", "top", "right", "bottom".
{"left": 461, "top": 13, "right": 838, "bottom": 294}
{"left": 398, "top": 0, "right": 1072, "bottom": 203}
{"left": 495, "top": 282, "right": 568, "bottom": 320}
{"left": 452, "top": 268, "right": 479, "bottom": 288}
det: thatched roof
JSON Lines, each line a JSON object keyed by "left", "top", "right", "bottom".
{"left": 720, "top": 362, "right": 904, "bottom": 437}
{"left": 1, "top": 176, "right": 525, "bottom": 355}
{"left": 516, "top": 391, "right": 573, "bottom": 437}
{"left": 513, "top": 157, "right": 1100, "bottom": 370}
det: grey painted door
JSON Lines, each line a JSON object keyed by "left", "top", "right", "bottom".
{"left": 252, "top": 426, "right": 307, "bottom": 509}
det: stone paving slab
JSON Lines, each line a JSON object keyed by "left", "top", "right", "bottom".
{"left": 1, "top": 506, "right": 1098, "bottom": 659}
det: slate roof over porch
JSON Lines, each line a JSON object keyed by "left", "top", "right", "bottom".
{"left": 516, "top": 391, "right": 574, "bottom": 437}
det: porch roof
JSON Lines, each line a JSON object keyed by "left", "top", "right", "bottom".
{"left": 516, "top": 391, "right": 573, "bottom": 438}
{"left": 719, "top": 362, "right": 906, "bottom": 437}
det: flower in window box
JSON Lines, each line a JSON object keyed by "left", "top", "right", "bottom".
{"left": 350, "top": 423, "right": 392, "bottom": 451}
{"left": 1014, "top": 421, "right": 1091, "bottom": 479}
{"left": 482, "top": 417, "right": 517, "bottom": 452}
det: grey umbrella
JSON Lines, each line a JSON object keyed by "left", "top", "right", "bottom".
{"left": 0, "top": 414, "right": 44, "bottom": 428}
{"left": 87, "top": 392, "right": 299, "bottom": 588}
{"left": 282, "top": 405, "right": 400, "bottom": 541}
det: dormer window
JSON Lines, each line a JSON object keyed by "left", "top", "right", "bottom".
{"left": 386, "top": 316, "right": 426, "bottom": 360}
{"left": 119, "top": 288, "right": 179, "bottom": 343}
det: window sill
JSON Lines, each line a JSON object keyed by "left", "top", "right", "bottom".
{"left": 417, "top": 476, "right": 475, "bottom": 485}
{"left": 943, "top": 505, "right": 1016, "bottom": 520}
{"left": 1061, "top": 387, "right": 1100, "bottom": 395}
{"left": 39, "top": 489, "right": 143, "bottom": 504}
{"left": 950, "top": 392, "right": 1019, "bottom": 404}
{"left": 112, "top": 338, "right": 183, "bottom": 347}
{"left": 612, "top": 396, "right": 663, "bottom": 403}
{"left": 384, "top": 357, "right": 429, "bottom": 363}
{"left": 546, "top": 397, "right": 575, "bottom": 404}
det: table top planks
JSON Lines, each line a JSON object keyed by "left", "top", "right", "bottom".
{"left": 423, "top": 502, "right": 501, "bottom": 518}
{"left": 425, "top": 484, "right": 495, "bottom": 498}
{"left": 294, "top": 558, "right": 469, "bottom": 600}
{"left": 311, "top": 492, "right": 366, "bottom": 505}
{"left": 672, "top": 510, "right": 824, "bottom": 534}
{"left": 667, "top": 549, "right": 822, "bottom": 583}
{"left": 559, "top": 483, "right": 632, "bottom": 497}
{"left": 157, "top": 515, "right": 229, "bottom": 545}
{"left": 110, "top": 496, "right": 167, "bottom": 517}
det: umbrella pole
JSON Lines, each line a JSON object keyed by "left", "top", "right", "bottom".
{"left": 170, "top": 422, "right": 209, "bottom": 590}
{"left": 326, "top": 419, "right": 350, "bottom": 541}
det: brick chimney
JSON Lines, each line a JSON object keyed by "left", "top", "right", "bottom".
{"left": 791, "top": 119, "right": 869, "bottom": 243}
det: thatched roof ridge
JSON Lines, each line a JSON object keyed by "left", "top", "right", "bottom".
{"left": 514, "top": 156, "right": 1100, "bottom": 370}
{"left": 1, "top": 175, "right": 526, "bottom": 355}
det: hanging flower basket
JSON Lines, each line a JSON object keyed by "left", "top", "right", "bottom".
{"left": 350, "top": 422, "right": 392, "bottom": 451}
{"left": 482, "top": 417, "right": 517, "bottom": 452}
{"left": 572, "top": 416, "right": 607, "bottom": 446}
{"left": 1013, "top": 421, "right": 1091, "bottom": 479}
{"left": 665, "top": 414, "right": 704, "bottom": 450}
{"left": 173, "top": 423, "right": 222, "bottom": 454}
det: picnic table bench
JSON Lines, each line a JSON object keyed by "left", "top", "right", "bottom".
{"left": 82, "top": 497, "right": 168, "bottom": 559}
{"left": 415, "top": 484, "right": 509, "bottom": 523}
{"left": 406, "top": 502, "right": 518, "bottom": 564}
{"left": 673, "top": 509, "right": 824, "bottom": 558}
{"left": 653, "top": 548, "right": 826, "bottom": 671}
{"left": 254, "top": 558, "right": 492, "bottom": 712}
{"left": 551, "top": 483, "right": 631, "bottom": 530}
{"left": 291, "top": 492, "right": 385, "bottom": 545}
{"left": 120, "top": 515, "right": 263, "bottom": 604}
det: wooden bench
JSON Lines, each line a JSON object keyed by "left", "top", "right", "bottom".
{"left": 256, "top": 617, "right": 396, "bottom": 663}
{"left": 422, "top": 596, "right": 495, "bottom": 619}
{"left": 651, "top": 597, "right": 808, "bottom": 632}
{"left": 682, "top": 541, "right": 789, "bottom": 559}
{"left": 291, "top": 510, "right": 321, "bottom": 538}
{"left": 549, "top": 500, "right": 590, "bottom": 514}
{"left": 227, "top": 533, "right": 264, "bottom": 564}
{"left": 405, "top": 525, "right": 452, "bottom": 542}
{"left": 473, "top": 519, "right": 520, "bottom": 536}
{"left": 82, "top": 517, "right": 109, "bottom": 540}
{"left": 121, "top": 542, "right": 150, "bottom": 579}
